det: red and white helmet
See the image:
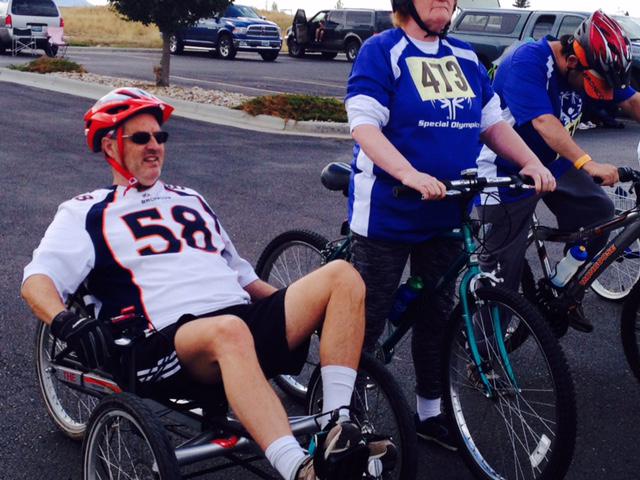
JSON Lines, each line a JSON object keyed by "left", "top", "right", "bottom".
{"left": 573, "top": 10, "right": 632, "bottom": 100}
{"left": 84, "top": 87, "right": 174, "bottom": 153}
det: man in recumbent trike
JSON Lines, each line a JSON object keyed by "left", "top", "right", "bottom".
{"left": 21, "top": 88, "right": 394, "bottom": 480}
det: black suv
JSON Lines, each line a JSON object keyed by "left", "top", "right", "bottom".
{"left": 286, "top": 8, "right": 393, "bottom": 62}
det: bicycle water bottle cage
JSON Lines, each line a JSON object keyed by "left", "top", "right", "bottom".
{"left": 321, "top": 162, "right": 351, "bottom": 196}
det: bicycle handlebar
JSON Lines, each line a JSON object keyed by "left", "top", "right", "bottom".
{"left": 617, "top": 167, "right": 640, "bottom": 184}
{"left": 393, "top": 174, "right": 534, "bottom": 199}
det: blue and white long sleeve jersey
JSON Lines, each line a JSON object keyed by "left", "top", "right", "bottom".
{"left": 23, "top": 181, "right": 258, "bottom": 331}
{"left": 345, "top": 28, "right": 502, "bottom": 243}
{"left": 477, "top": 37, "right": 636, "bottom": 204}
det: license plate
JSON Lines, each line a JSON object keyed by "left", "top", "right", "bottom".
{"left": 261, "top": 41, "right": 269, "bottom": 47}
{"left": 30, "top": 26, "right": 42, "bottom": 32}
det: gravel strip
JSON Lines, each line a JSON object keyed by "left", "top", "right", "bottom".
{"left": 48, "top": 72, "right": 253, "bottom": 108}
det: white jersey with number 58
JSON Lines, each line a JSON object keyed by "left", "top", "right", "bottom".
{"left": 23, "top": 181, "right": 257, "bottom": 331}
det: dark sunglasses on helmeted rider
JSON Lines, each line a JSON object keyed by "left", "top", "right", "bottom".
{"left": 121, "top": 131, "right": 169, "bottom": 145}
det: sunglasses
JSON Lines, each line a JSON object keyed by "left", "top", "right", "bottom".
{"left": 121, "top": 131, "right": 169, "bottom": 145}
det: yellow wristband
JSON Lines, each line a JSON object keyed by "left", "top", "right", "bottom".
{"left": 574, "top": 154, "right": 592, "bottom": 170}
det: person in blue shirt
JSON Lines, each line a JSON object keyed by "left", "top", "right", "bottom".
{"left": 344, "top": 0, "right": 555, "bottom": 450}
{"left": 477, "top": 10, "right": 640, "bottom": 333}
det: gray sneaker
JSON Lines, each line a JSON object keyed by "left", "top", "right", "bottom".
{"left": 365, "top": 435, "right": 397, "bottom": 475}
{"left": 312, "top": 421, "right": 369, "bottom": 479}
{"left": 296, "top": 456, "right": 316, "bottom": 480}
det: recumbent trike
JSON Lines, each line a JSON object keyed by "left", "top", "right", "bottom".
{"left": 34, "top": 286, "right": 418, "bottom": 480}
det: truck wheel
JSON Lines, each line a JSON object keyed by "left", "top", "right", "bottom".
{"left": 217, "top": 33, "right": 237, "bottom": 60}
{"left": 260, "top": 50, "right": 279, "bottom": 61}
{"left": 169, "top": 35, "right": 184, "bottom": 55}
{"left": 287, "top": 38, "right": 305, "bottom": 58}
{"left": 345, "top": 39, "right": 361, "bottom": 62}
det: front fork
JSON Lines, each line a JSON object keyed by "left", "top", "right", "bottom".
{"left": 459, "top": 262, "right": 520, "bottom": 398}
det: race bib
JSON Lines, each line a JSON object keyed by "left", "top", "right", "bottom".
{"left": 406, "top": 56, "right": 476, "bottom": 101}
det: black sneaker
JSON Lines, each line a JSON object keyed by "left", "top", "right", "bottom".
{"left": 415, "top": 414, "right": 458, "bottom": 451}
{"left": 311, "top": 421, "right": 369, "bottom": 479}
{"left": 568, "top": 304, "right": 593, "bottom": 333}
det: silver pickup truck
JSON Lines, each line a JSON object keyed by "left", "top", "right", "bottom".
{"left": 449, "top": 8, "right": 640, "bottom": 90}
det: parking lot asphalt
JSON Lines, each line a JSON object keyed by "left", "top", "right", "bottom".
{"left": 1, "top": 83, "right": 640, "bottom": 479}
{"left": 0, "top": 46, "right": 353, "bottom": 98}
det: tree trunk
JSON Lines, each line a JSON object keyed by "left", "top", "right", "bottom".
{"left": 157, "top": 30, "right": 172, "bottom": 87}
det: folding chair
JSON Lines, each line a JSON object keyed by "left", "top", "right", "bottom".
{"left": 11, "top": 27, "right": 36, "bottom": 56}
{"left": 46, "top": 26, "right": 68, "bottom": 57}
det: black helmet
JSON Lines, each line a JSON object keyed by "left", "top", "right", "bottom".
{"left": 391, "top": 0, "right": 457, "bottom": 38}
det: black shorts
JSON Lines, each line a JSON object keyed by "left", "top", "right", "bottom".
{"left": 132, "top": 288, "right": 310, "bottom": 401}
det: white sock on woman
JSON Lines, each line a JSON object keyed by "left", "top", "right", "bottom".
{"left": 416, "top": 395, "right": 441, "bottom": 421}
{"left": 265, "top": 435, "right": 307, "bottom": 480}
{"left": 320, "top": 365, "right": 357, "bottom": 428}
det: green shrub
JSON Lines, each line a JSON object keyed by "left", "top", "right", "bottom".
{"left": 9, "top": 56, "right": 86, "bottom": 74}
{"left": 236, "top": 94, "right": 347, "bottom": 122}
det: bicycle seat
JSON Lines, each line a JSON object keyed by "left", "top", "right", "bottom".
{"left": 321, "top": 162, "right": 350, "bottom": 195}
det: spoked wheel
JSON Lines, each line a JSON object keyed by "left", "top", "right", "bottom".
{"left": 445, "top": 286, "right": 576, "bottom": 480}
{"left": 83, "top": 393, "right": 180, "bottom": 480}
{"left": 256, "top": 230, "right": 329, "bottom": 400}
{"left": 621, "top": 280, "right": 640, "bottom": 382}
{"left": 592, "top": 186, "right": 640, "bottom": 300}
{"left": 35, "top": 321, "right": 100, "bottom": 440}
{"left": 306, "top": 354, "right": 418, "bottom": 480}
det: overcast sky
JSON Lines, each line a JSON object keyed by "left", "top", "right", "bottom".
{"left": 87, "top": 1, "right": 640, "bottom": 17}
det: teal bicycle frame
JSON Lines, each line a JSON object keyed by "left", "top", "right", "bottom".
{"left": 323, "top": 219, "right": 519, "bottom": 399}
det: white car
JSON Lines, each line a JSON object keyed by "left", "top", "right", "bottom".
{"left": 0, "top": 0, "right": 63, "bottom": 56}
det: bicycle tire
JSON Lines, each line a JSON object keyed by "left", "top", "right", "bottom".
{"left": 592, "top": 186, "right": 640, "bottom": 301}
{"left": 306, "top": 354, "right": 418, "bottom": 480}
{"left": 83, "top": 393, "right": 180, "bottom": 480}
{"left": 591, "top": 237, "right": 640, "bottom": 301}
{"left": 620, "top": 280, "right": 640, "bottom": 382}
{"left": 255, "top": 230, "right": 329, "bottom": 401}
{"left": 35, "top": 321, "right": 100, "bottom": 440}
{"left": 444, "top": 285, "right": 576, "bottom": 480}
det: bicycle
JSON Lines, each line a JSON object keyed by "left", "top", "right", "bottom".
{"left": 35, "top": 287, "right": 418, "bottom": 480}
{"left": 512, "top": 168, "right": 640, "bottom": 346}
{"left": 257, "top": 162, "right": 577, "bottom": 480}
{"left": 502, "top": 166, "right": 640, "bottom": 384}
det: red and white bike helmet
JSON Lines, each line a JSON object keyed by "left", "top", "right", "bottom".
{"left": 84, "top": 88, "right": 174, "bottom": 186}
{"left": 572, "top": 10, "right": 632, "bottom": 100}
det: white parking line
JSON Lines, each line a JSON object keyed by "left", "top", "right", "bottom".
{"left": 261, "top": 76, "right": 344, "bottom": 89}
{"left": 171, "top": 75, "right": 284, "bottom": 95}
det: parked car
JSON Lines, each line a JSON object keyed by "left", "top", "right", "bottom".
{"left": 0, "top": 0, "right": 63, "bottom": 56}
{"left": 285, "top": 8, "right": 393, "bottom": 62}
{"left": 169, "top": 4, "right": 282, "bottom": 61}
{"left": 614, "top": 15, "right": 640, "bottom": 90}
{"left": 449, "top": 8, "right": 588, "bottom": 68}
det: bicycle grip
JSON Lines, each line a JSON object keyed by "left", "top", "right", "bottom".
{"left": 392, "top": 180, "right": 453, "bottom": 198}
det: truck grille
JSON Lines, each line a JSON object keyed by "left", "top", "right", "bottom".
{"left": 247, "top": 25, "right": 280, "bottom": 39}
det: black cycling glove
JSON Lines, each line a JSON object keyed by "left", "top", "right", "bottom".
{"left": 50, "top": 310, "right": 112, "bottom": 370}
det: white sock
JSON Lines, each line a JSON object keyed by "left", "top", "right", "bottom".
{"left": 416, "top": 395, "right": 441, "bottom": 421}
{"left": 265, "top": 435, "right": 307, "bottom": 480}
{"left": 320, "top": 365, "right": 357, "bottom": 428}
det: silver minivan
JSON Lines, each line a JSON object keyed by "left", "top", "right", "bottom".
{"left": 0, "top": 0, "right": 63, "bottom": 55}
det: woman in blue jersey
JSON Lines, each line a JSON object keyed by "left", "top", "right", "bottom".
{"left": 345, "top": 0, "right": 556, "bottom": 449}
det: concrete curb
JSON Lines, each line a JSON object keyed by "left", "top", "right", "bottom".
{"left": 0, "top": 67, "right": 351, "bottom": 139}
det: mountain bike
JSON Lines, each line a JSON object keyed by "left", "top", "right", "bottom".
{"left": 515, "top": 168, "right": 640, "bottom": 355}
{"left": 257, "top": 163, "right": 577, "bottom": 480}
